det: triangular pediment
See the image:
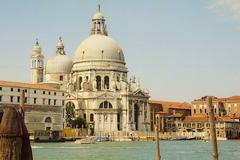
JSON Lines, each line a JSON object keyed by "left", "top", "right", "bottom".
{"left": 133, "top": 89, "right": 147, "bottom": 97}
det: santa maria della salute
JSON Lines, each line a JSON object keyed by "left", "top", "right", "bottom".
{"left": 30, "top": 6, "right": 151, "bottom": 135}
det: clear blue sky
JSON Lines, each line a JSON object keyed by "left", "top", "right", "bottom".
{"left": 1, "top": 0, "right": 240, "bottom": 102}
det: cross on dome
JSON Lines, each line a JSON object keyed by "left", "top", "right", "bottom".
{"left": 97, "top": 4, "right": 101, "bottom": 12}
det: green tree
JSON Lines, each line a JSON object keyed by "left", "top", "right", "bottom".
{"left": 65, "top": 104, "right": 75, "bottom": 127}
{"left": 71, "top": 116, "right": 86, "bottom": 128}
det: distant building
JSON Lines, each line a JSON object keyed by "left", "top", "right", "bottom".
{"left": 0, "top": 81, "right": 65, "bottom": 135}
{"left": 176, "top": 115, "right": 240, "bottom": 139}
{"left": 192, "top": 96, "right": 240, "bottom": 118}
{"left": 149, "top": 100, "right": 191, "bottom": 132}
{"left": 150, "top": 97, "right": 240, "bottom": 139}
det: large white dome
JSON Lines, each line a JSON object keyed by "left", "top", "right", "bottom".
{"left": 74, "top": 34, "right": 125, "bottom": 63}
{"left": 46, "top": 54, "right": 73, "bottom": 74}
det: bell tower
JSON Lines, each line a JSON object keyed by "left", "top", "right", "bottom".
{"left": 31, "top": 39, "right": 44, "bottom": 84}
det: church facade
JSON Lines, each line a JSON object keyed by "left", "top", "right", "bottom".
{"left": 31, "top": 6, "right": 151, "bottom": 134}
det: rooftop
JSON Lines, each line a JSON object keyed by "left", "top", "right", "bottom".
{"left": 149, "top": 100, "right": 191, "bottom": 110}
{"left": 0, "top": 80, "right": 62, "bottom": 92}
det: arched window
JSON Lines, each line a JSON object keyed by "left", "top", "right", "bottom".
{"left": 96, "top": 76, "right": 101, "bottom": 90}
{"left": 90, "top": 113, "right": 94, "bottom": 122}
{"left": 45, "top": 117, "right": 52, "bottom": 123}
{"left": 79, "top": 77, "right": 82, "bottom": 90}
{"left": 99, "top": 101, "right": 113, "bottom": 109}
{"left": 104, "top": 76, "right": 109, "bottom": 89}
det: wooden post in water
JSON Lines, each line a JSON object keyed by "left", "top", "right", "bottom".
{"left": 0, "top": 107, "right": 23, "bottom": 160}
{"left": 0, "top": 89, "right": 33, "bottom": 160}
{"left": 207, "top": 96, "right": 219, "bottom": 160}
{"left": 19, "top": 90, "right": 25, "bottom": 120}
{"left": 155, "top": 116, "right": 161, "bottom": 160}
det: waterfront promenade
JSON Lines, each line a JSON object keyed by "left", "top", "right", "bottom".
{"left": 32, "top": 140, "right": 240, "bottom": 160}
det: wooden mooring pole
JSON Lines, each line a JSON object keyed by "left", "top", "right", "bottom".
{"left": 19, "top": 90, "right": 25, "bottom": 120}
{"left": 0, "top": 90, "right": 32, "bottom": 160}
{"left": 155, "top": 116, "right": 161, "bottom": 160}
{"left": 207, "top": 96, "right": 219, "bottom": 160}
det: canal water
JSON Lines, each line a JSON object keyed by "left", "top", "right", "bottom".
{"left": 32, "top": 140, "right": 240, "bottom": 160}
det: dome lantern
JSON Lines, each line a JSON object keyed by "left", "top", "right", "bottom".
{"left": 91, "top": 5, "right": 108, "bottom": 36}
{"left": 32, "top": 38, "right": 42, "bottom": 56}
{"left": 56, "top": 36, "right": 65, "bottom": 55}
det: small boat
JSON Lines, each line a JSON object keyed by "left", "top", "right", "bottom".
{"left": 34, "top": 138, "right": 65, "bottom": 143}
{"left": 75, "top": 137, "right": 96, "bottom": 144}
{"left": 95, "top": 136, "right": 109, "bottom": 142}
{"left": 33, "top": 130, "right": 65, "bottom": 143}
{"left": 170, "top": 137, "right": 196, "bottom": 141}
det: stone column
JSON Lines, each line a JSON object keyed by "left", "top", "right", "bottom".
{"left": 141, "top": 102, "right": 145, "bottom": 131}
{"left": 132, "top": 103, "right": 135, "bottom": 130}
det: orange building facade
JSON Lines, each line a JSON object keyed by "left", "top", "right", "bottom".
{"left": 150, "top": 96, "right": 240, "bottom": 139}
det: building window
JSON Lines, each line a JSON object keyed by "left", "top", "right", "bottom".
{"left": 104, "top": 76, "right": 109, "bottom": 89}
{"left": 43, "top": 91, "right": 45, "bottom": 94}
{"left": 43, "top": 98, "right": 46, "bottom": 105}
{"left": 199, "top": 106, "right": 202, "bottom": 113}
{"left": 59, "top": 75, "right": 63, "bottom": 81}
{"left": 45, "top": 117, "right": 52, "bottom": 123}
{"left": 11, "top": 88, "right": 13, "bottom": 92}
{"left": 0, "top": 95, "right": 2, "bottom": 102}
{"left": 48, "top": 99, "right": 51, "bottom": 105}
{"left": 48, "top": 92, "right": 51, "bottom": 95}
{"left": 99, "top": 101, "right": 113, "bottom": 109}
{"left": 90, "top": 113, "right": 94, "bottom": 122}
{"left": 24, "top": 89, "right": 27, "bottom": 93}
{"left": 62, "top": 93, "right": 64, "bottom": 96}
{"left": 96, "top": 76, "right": 101, "bottom": 90}
{"left": 34, "top": 98, "right": 37, "bottom": 104}
{"left": 54, "top": 92, "right": 56, "bottom": 96}
{"left": 17, "top": 96, "right": 20, "bottom": 103}
{"left": 25, "top": 97, "right": 27, "bottom": 103}
{"left": 79, "top": 77, "right": 83, "bottom": 90}
{"left": 34, "top": 90, "right": 37, "bottom": 94}
{"left": 54, "top": 99, "right": 56, "bottom": 105}
{"left": 10, "top": 96, "right": 14, "bottom": 102}
{"left": 17, "top": 89, "right": 20, "bottom": 92}
{"left": 0, "top": 87, "right": 2, "bottom": 91}
{"left": 62, "top": 100, "right": 65, "bottom": 106}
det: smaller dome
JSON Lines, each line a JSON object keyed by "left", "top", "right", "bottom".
{"left": 46, "top": 54, "right": 73, "bottom": 74}
{"left": 46, "top": 37, "right": 73, "bottom": 74}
